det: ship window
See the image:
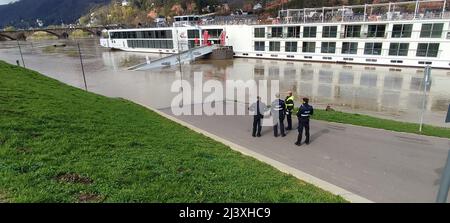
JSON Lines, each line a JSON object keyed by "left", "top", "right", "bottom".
{"left": 344, "top": 25, "right": 361, "bottom": 38}
{"left": 188, "top": 40, "right": 195, "bottom": 49}
{"left": 156, "top": 31, "right": 163, "bottom": 38}
{"left": 287, "top": 26, "right": 300, "bottom": 38}
{"left": 322, "top": 26, "right": 337, "bottom": 38}
{"left": 364, "top": 42, "right": 383, "bottom": 55}
{"left": 321, "top": 42, "right": 336, "bottom": 54}
{"left": 254, "top": 41, "right": 265, "bottom": 51}
{"left": 206, "top": 29, "right": 223, "bottom": 38}
{"left": 342, "top": 42, "right": 358, "bottom": 54}
{"left": 269, "top": 41, "right": 280, "bottom": 51}
{"left": 302, "top": 42, "right": 316, "bottom": 53}
{"left": 285, "top": 42, "right": 297, "bottom": 52}
{"left": 389, "top": 43, "right": 409, "bottom": 56}
{"left": 303, "top": 26, "right": 317, "bottom": 38}
{"left": 254, "top": 28, "right": 265, "bottom": 38}
{"left": 420, "top": 23, "right": 444, "bottom": 38}
{"left": 188, "top": 30, "right": 200, "bottom": 39}
{"left": 256, "top": 54, "right": 263, "bottom": 56}
{"left": 287, "top": 55, "right": 295, "bottom": 58}
{"left": 416, "top": 43, "right": 440, "bottom": 57}
{"left": 154, "top": 40, "right": 161, "bottom": 48}
{"left": 366, "top": 59, "right": 378, "bottom": 62}
{"left": 155, "top": 30, "right": 172, "bottom": 39}
{"left": 126, "top": 40, "right": 173, "bottom": 49}
{"left": 392, "top": 24, "right": 412, "bottom": 38}
{"left": 142, "top": 31, "right": 150, "bottom": 38}
{"left": 304, "top": 56, "right": 312, "bottom": 59}
{"left": 271, "top": 27, "right": 283, "bottom": 38}
{"left": 368, "top": 25, "right": 386, "bottom": 38}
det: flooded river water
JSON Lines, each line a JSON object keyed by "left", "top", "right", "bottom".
{"left": 1, "top": 38, "right": 449, "bottom": 127}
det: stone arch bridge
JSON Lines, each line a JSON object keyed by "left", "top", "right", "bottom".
{"left": 0, "top": 26, "right": 108, "bottom": 41}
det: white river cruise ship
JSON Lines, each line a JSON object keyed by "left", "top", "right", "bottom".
{"left": 100, "top": 0, "right": 450, "bottom": 69}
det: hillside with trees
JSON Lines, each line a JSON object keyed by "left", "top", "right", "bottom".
{"left": 1, "top": 0, "right": 433, "bottom": 29}
{"left": 80, "top": 0, "right": 417, "bottom": 27}
{"left": 0, "top": 0, "right": 109, "bottom": 29}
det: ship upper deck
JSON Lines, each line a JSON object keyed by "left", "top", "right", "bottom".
{"left": 278, "top": 0, "right": 449, "bottom": 25}
{"left": 194, "top": 0, "right": 450, "bottom": 26}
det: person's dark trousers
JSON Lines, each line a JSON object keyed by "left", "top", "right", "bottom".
{"left": 252, "top": 115, "right": 262, "bottom": 137}
{"left": 297, "top": 118, "right": 310, "bottom": 144}
{"left": 274, "top": 116, "right": 285, "bottom": 137}
{"left": 286, "top": 110, "right": 293, "bottom": 130}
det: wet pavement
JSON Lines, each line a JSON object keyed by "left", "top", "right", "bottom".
{"left": 160, "top": 103, "right": 450, "bottom": 202}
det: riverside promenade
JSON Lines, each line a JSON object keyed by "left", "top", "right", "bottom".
{"left": 160, "top": 103, "right": 450, "bottom": 203}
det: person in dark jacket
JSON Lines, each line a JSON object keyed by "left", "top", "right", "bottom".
{"left": 271, "top": 93, "right": 286, "bottom": 137}
{"left": 285, "top": 91, "right": 295, "bottom": 130}
{"left": 295, "top": 97, "right": 314, "bottom": 146}
{"left": 249, "top": 96, "right": 267, "bottom": 137}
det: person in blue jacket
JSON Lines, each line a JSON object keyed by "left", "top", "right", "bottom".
{"left": 295, "top": 97, "right": 314, "bottom": 146}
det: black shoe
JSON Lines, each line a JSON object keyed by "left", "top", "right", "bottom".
{"left": 295, "top": 142, "right": 301, "bottom": 146}
{"left": 305, "top": 141, "right": 310, "bottom": 145}
{"left": 281, "top": 134, "right": 286, "bottom": 137}
{"left": 286, "top": 128, "right": 292, "bottom": 130}
{"left": 252, "top": 135, "right": 256, "bottom": 137}
{"left": 257, "top": 134, "right": 261, "bottom": 137}
{"left": 274, "top": 135, "right": 279, "bottom": 138}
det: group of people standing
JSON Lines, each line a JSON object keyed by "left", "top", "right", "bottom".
{"left": 249, "top": 92, "right": 314, "bottom": 146}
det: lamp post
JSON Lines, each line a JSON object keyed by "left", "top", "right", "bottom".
{"left": 176, "top": 29, "right": 184, "bottom": 106}
{"left": 77, "top": 42, "right": 88, "bottom": 91}
{"left": 419, "top": 65, "right": 431, "bottom": 132}
{"left": 17, "top": 40, "right": 25, "bottom": 68}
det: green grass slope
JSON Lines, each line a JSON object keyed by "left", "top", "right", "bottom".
{"left": 0, "top": 61, "right": 344, "bottom": 203}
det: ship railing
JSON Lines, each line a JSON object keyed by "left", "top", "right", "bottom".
{"left": 278, "top": 12, "right": 450, "bottom": 25}
{"left": 172, "top": 12, "right": 450, "bottom": 27}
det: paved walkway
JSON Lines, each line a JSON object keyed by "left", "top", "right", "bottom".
{"left": 160, "top": 104, "right": 450, "bottom": 203}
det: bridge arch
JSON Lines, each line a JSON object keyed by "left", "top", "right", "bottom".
{"left": 0, "top": 33, "right": 16, "bottom": 40}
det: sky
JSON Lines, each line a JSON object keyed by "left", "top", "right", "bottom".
{"left": 0, "top": 0, "right": 17, "bottom": 5}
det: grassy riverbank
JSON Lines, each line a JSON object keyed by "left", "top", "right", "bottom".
{"left": 305, "top": 109, "right": 450, "bottom": 139}
{"left": 0, "top": 61, "right": 345, "bottom": 203}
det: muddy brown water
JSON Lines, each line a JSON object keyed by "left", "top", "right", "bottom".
{"left": 0, "top": 38, "right": 449, "bottom": 127}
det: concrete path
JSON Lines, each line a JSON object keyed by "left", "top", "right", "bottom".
{"left": 160, "top": 104, "right": 450, "bottom": 203}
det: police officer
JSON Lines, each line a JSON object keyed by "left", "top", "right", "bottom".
{"left": 249, "top": 96, "right": 267, "bottom": 137}
{"left": 295, "top": 97, "right": 314, "bottom": 146}
{"left": 271, "top": 93, "right": 286, "bottom": 137}
{"left": 285, "top": 91, "right": 295, "bottom": 130}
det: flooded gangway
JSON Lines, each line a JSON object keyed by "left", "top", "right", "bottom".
{"left": 129, "top": 45, "right": 216, "bottom": 71}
